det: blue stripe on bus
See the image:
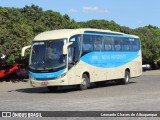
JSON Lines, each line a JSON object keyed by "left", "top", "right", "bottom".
{"left": 84, "top": 32, "right": 135, "bottom": 38}
{"left": 80, "top": 52, "right": 139, "bottom": 68}
{"left": 29, "top": 68, "right": 65, "bottom": 79}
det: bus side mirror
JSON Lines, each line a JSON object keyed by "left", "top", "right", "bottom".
{"left": 21, "top": 45, "right": 31, "bottom": 57}
{"left": 63, "top": 42, "right": 73, "bottom": 55}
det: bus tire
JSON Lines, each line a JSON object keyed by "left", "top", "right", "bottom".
{"left": 78, "top": 74, "right": 90, "bottom": 90}
{"left": 122, "top": 71, "right": 130, "bottom": 85}
{"left": 47, "top": 86, "right": 58, "bottom": 92}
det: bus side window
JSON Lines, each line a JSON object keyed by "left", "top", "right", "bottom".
{"left": 114, "top": 37, "right": 122, "bottom": 51}
{"left": 104, "top": 36, "right": 113, "bottom": 51}
{"left": 93, "top": 36, "right": 104, "bottom": 51}
{"left": 69, "top": 35, "right": 82, "bottom": 65}
{"left": 68, "top": 47, "right": 74, "bottom": 64}
{"left": 83, "top": 44, "right": 92, "bottom": 51}
{"left": 130, "top": 39, "right": 140, "bottom": 51}
{"left": 82, "top": 35, "right": 93, "bottom": 53}
{"left": 123, "top": 38, "right": 130, "bottom": 51}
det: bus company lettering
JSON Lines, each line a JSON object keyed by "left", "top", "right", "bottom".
{"left": 102, "top": 55, "right": 126, "bottom": 60}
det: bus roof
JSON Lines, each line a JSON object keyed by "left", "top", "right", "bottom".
{"left": 33, "top": 28, "right": 139, "bottom": 41}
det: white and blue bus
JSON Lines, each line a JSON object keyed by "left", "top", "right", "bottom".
{"left": 22, "top": 28, "right": 142, "bottom": 91}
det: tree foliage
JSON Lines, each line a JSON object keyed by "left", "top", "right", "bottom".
{"left": 0, "top": 5, "right": 160, "bottom": 65}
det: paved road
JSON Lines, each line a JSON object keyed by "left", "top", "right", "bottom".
{"left": 0, "top": 70, "right": 160, "bottom": 119}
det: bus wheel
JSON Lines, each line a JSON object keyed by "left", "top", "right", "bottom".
{"left": 47, "top": 86, "right": 58, "bottom": 92}
{"left": 79, "top": 74, "right": 90, "bottom": 90}
{"left": 122, "top": 71, "right": 130, "bottom": 84}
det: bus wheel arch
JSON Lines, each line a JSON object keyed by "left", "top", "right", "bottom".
{"left": 78, "top": 72, "right": 90, "bottom": 90}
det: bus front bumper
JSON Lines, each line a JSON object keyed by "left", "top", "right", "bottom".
{"left": 30, "top": 76, "right": 68, "bottom": 87}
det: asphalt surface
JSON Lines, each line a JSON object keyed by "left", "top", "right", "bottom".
{"left": 0, "top": 70, "right": 160, "bottom": 120}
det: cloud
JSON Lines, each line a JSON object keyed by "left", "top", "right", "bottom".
{"left": 68, "top": 9, "right": 77, "bottom": 14}
{"left": 82, "top": 6, "right": 110, "bottom": 14}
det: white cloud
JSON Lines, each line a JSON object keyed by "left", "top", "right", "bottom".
{"left": 68, "top": 9, "right": 77, "bottom": 14}
{"left": 82, "top": 6, "right": 110, "bottom": 14}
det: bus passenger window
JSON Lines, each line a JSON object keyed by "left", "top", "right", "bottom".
{"left": 115, "top": 44, "right": 121, "bottom": 51}
{"left": 114, "top": 38, "right": 122, "bottom": 51}
{"left": 104, "top": 36, "right": 113, "bottom": 51}
{"left": 82, "top": 35, "right": 93, "bottom": 52}
{"left": 93, "top": 36, "right": 104, "bottom": 51}
{"left": 68, "top": 47, "right": 74, "bottom": 64}
{"left": 105, "top": 45, "right": 112, "bottom": 51}
{"left": 69, "top": 35, "right": 82, "bottom": 66}
{"left": 123, "top": 38, "right": 130, "bottom": 51}
{"left": 130, "top": 38, "right": 140, "bottom": 51}
{"left": 83, "top": 44, "right": 92, "bottom": 51}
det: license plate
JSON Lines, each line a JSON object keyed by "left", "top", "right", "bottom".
{"left": 41, "top": 81, "right": 48, "bottom": 85}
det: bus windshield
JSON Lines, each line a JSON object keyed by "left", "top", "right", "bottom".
{"left": 29, "top": 39, "right": 66, "bottom": 72}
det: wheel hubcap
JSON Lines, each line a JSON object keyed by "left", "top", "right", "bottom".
{"left": 126, "top": 74, "right": 129, "bottom": 82}
{"left": 81, "top": 78, "right": 87, "bottom": 86}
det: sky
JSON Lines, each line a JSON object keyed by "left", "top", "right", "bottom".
{"left": 0, "top": 0, "right": 160, "bottom": 29}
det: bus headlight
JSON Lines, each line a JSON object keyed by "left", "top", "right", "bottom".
{"left": 29, "top": 75, "right": 36, "bottom": 80}
{"left": 55, "top": 72, "right": 66, "bottom": 79}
